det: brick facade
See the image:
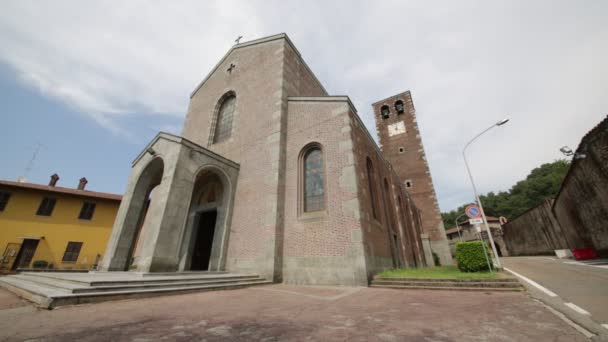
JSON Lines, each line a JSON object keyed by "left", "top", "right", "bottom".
{"left": 372, "top": 91, "right": 452, "bottom": 265}
{"left": 105, "top": 33, "right": 432, "bottom": 285}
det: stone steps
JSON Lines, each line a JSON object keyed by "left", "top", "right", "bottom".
{"left": 370, "top": 277, "right": 524, "bottom": 292}
{"left": 12, "top": 274, "right": 267, "bottom": 293}
{"left": 0, "top": 272, "right": 271, "bottom": 309}
{"left": 19, "top": 272, "right": 260, "bottom": 286}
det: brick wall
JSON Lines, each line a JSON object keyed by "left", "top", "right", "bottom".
{"left": 283, "top": 99, "right": 367, "bottom": 285}
{"left": 349, "top": 106, "right": 427, "bottom": 277}
{"left": 372, "top": 91, "right": 452, "bottom": 265}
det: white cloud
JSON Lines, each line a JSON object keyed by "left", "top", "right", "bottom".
{"left": 1, "top": 0, "right": 607, "bottom": 211}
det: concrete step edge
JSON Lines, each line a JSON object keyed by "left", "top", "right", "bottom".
{"left": 11, "top": 275, "right": 85, "bottom": 291}
{"left": 0, "top": 277, "right": 68, "bottom": 308}
{"left": 48, "top": 280, "right": 274, "bottom": 308}
{"left": 370, "top": 284, "right": 524, "bottom": 292}
{"left": 371, "top": 280, "right": 521, "bottom": 288}
{"left": 19, "top": 272, "right": 262, "bottom": 286}
{"left": 373, "top": 277, "right": 518, "bottom": 282}
{"left": 88, "top": 275, "right": 262, "bottom": 286}
{"left": 74, "top": 278, "right": 268, "bottom": 293}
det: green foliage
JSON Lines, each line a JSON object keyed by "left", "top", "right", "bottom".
{"left": 442, "top": 160, "right": 570, "bottom": 228}
{"left": 456, "top": 241, "right": 493, "bottom": 272}
{"left": 432, "top": 252, "right": 441, "bottom": 266}
{"left": 378, "top": 266, "right": 499, "bottom": 279}
{"left": 32, "top": 260, "right": 49, "bottom": 269}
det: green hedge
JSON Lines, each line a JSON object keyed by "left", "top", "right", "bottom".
{"left": 456, "top": 241, "right": 493, "bottom": 272}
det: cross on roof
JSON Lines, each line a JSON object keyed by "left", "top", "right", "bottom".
{"left": 235, "top": 35, "right": 243, "bottom": 44}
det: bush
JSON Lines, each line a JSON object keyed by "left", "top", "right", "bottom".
{"left": 432, "top": 252, "right": 441, "bottom": 266}
{"left": 32, "top": 260, "right": 49, "bottom": 269}
{"left": 456, "top": 241, "right": 493, "bottom": 272}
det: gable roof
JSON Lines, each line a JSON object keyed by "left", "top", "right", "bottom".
{"left": 0, "top": 179, "right": 122, "bottom": 202}
{"left": 190, "top": 33, "right": 328, "bottom": 98}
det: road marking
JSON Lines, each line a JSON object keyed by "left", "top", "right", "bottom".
{"left": 563, "top": 260, "right": 608, "bottom": 269}
{"left": 504, "top": 267, "right": 558, "bottom": 297}
{"left": 565, "top": 302, "right": 591, "bottom": 315}
{"left": 535, "top": 300, "right": 595, "bottom": 339}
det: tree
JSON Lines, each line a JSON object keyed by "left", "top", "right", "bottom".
{"left": 441, "top": 160, "right": 570, "bottom": 229}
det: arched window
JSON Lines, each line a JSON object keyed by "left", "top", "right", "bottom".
{"left": 366, "top": 158, "right": 378, "bottom": 219}
{"left": 380, "top": 105, "right": 390, "bottom": 119}
{"left": 213, "top": 95, "right": 236, "bottom": 143}
{"left": 303, "top": 147, "right": 325, "bottom": 212}
{"left": 395, "top": 100, "right": 405, "bottom": 114}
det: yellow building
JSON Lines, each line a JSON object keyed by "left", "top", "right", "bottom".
{"left": 0, "top": 175, "right": 121, "bottom": 272}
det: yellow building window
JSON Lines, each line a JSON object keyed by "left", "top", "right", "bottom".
{"left": 62, "top": 242, "right": 83, "bottom": 263}
{"left": 0, "top": 191, "right": 10, "bottom": 211}
{"left": 78, "top": 202, "right": 96, "bottom": 220}
{"left": 36, "top": 197, "right": 56, "bottom": 216}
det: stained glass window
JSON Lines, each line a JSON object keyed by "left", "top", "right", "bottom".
{"left": 304, "top": 148, "right": 324, "bottom": 212}
{"left": 213, "top": 95, "right": 236, "bottom": 143}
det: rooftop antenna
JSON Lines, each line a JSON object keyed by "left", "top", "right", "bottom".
{"left": 235, "top": 35, "right": 243, "bottom": 44}
{"left": 18, "top": 142, "right": 43, "bottom": 183}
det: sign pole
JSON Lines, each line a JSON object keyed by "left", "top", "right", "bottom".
{"left": 465, "top": 205, "right": 493, "bottom": 273}
{"left": 463, "top": 153, "right": 502, "bottom": 269}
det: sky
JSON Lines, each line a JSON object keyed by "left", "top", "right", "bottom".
{"left": 0, "top": 1, "right": 606, "bottom": 212}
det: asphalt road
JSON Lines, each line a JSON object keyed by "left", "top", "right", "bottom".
{"left": 502, "top": 256, "right": 608, "bottom": 329}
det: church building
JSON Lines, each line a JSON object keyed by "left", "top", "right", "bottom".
{"left": 100, "top": 33, "right": 451, "bottom": 286}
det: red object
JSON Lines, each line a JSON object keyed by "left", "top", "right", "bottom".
{"left": 465, "top": 205, "right": 482, "bottom": 219}
{"left": 571, "top": 248, "right": 597, "bottom": 260}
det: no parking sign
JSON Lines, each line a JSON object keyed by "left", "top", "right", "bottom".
{"left": 465, "top": 205, "right": 482, "bottom": 219}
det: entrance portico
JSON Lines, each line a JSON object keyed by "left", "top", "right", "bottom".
{"left": 100, "top": 133, "right": 239, "bottom": 273}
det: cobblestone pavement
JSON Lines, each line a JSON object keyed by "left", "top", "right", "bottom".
{"left": 0, "top": 284, "right": 587, "bottom": 341}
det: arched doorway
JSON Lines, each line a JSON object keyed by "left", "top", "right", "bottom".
{"left": 106, "top": 157, "right": 164, "bottom": 271}
{"left": 182, "top": 169, "right": 231, "bottom": 271}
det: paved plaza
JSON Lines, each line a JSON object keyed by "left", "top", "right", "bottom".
{"left": 0, "top": 284, "right": 588, "bottom": 341}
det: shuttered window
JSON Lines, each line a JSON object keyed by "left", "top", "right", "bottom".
{"left": 36, "top": 197, "right": 56, "bottom": 216}
{"left": 62, "top": 242, "right": 83, "bottom": 262}
{"left": 78, "top": 202, "right": 96, "bottom": 220}
{"left": 0, "top": 191, "right": 10, "bottom": 211}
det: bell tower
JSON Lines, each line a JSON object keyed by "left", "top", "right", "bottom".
{"left": 372, "top": 91, "right": 452, "bottom": 265}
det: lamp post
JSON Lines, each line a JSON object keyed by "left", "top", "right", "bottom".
{"left": 454, "top": 213, "right": 467, "bottom": 242}
{"left": 462, "top": 118, "right": 509, "bottom": 269}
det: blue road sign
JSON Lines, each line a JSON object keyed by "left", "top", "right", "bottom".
{"left": 465, "top": 205, "right": 482, "bottom": 219}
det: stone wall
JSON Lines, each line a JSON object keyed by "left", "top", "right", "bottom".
{"left": 502, "top": 199, "right": 570, "bottom": 256}
{"left": 501, "top": 116, "right": 608, "bottom": 257}
{"left": 552, "top": 115, "right": 608, "bottom": 256}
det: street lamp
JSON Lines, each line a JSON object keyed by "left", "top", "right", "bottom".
{"left": 462, "top": 118, "right": 509, "bottom": 269}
